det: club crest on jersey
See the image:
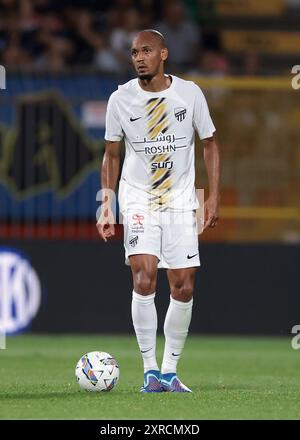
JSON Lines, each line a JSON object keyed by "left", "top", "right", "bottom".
{"left": 174, "top": 107, "right": 186, "bottom": 122}
{"left": 129, "top": 235, "right": 139, "bottom": 247}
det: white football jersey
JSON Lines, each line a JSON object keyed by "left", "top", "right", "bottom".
{"left": 105, "top": 75, "right": 216, "bottom": 212}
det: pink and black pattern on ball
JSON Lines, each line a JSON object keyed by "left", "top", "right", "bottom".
{"left": 105, "top": 377, "right": 117, "bottom": 391}
{"left": 102, "top": 357, "right": 119, "bottom": 367}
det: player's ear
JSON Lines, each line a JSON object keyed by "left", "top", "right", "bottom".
{"left": 161, "top": 47, "right": 168, "bottom": 61}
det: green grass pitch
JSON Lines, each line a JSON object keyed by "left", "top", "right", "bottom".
{"left": 0, "top": 334, "right": 299, "bottom": 420}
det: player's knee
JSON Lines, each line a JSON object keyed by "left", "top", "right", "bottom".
{"left": 134, "top": 270, "right": 156, "bottom": 295}
{"left": 171, "top": 283, "right": 194, "bottom": 302}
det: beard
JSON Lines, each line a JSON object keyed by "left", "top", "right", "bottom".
{"left": 137, "top": 73, "right": 153, "bottom": 81}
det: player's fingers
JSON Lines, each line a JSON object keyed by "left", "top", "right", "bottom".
{"left": 203, "top": 206, "right": 209, "bottom": 229}
{"left": 209, "top": 217, "right": 216, "bottom": 227}
{"left": 103, "top": 224, "right": 112, "bottom": 234}
{"left": 203, "top": 216, "right": 212, "bottom": 230}
{"left": 96, "top": 222, "right": 108, "bottom": 242}
{"left": 103, "top": 223, "right": 115, "bottom": 239}
{"left": 100, "top": 231, "right": 108, "bottom": 242}
{"left": 210, "top": 215, "right": 219, "bottom": 228}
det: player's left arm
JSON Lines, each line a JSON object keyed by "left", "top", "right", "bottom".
{"left": 202, "top": 134, "right": 221, "bottom": 230}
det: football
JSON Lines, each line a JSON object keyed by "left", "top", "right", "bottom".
{"left": 75, "top": 351, "right": 120, "bottom": 392}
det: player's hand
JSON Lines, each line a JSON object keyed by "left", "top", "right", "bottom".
{"left": 96, "top": 207, "right": 115, "bottom": 242}
{"left": 203, "top": 195, "right": 220, "bottom": 230}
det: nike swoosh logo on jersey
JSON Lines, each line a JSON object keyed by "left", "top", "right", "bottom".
{"left": 187, "top": 253, "right": 198, "bottom": 259}
{"left": 172, "top": 353, "right": 180, "bottom": 356}
{"left": 130, "top": 116, "right": 142, "bottom": 122}
{"left": 141, "top": 348, "right": 152, "bottom": 353}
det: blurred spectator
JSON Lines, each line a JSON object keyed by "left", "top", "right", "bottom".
{"left": 139, "top": 9, "right": 155, "bottom": 30}
{"left": 109, "top": 8, "right": 141, "bottom": 72}
{"left": 94, "top": 41, "right": 121, "bottom": 73}
{"left": 34, "top": 38, "right": 73, "bottom": 71}
{"left": 201, "top": 50, "right": 230, "bottom": 76}
{"left": 34, "top": 45, "right": 68, "bottom": 71}
{"left": 63, "top": 8, "right": 104, "bottom": 65}
{"left": 155, "top": 0, "right": 201, "bottom": 72}
{"left": 19, "top": 0, "right": 41, "bottom": 30}
{"left": 243, "top": 52, "right": 261, "bottom": 76}
{"left": 136, "top": 2, "right": 157, "bottom": 29}
{"left": 188, "top": 49, "right": 230, "bottom": 77}
{"left": 33, "top": 11, "right": 72, "bottom": 71}
{"left": 0, "top": 0, "right": 290, "bottom": 75}
{"left": 0, "top": 8, "right": 34, "bottom": 68}
{"left": 189, "top": 0, "right": 216, "bottom": 25}
{"left": 286, "top": 0, "right": 300, "bottom": 11}
{"left": 2, "top": 43, "right": 32, "bottom": 69}
{"left": 138, "top": 0, "right": 163, "bottom": 23}
{"left": 0, "top": 9, "right": 19, "bottom": 51}
{"left": 104, "top": 7, "right": 123, "bottom": 31}
{"left": 110, "top": 0, "right": 136, "bottom": 14}
{"left": 0, "top": 0, "right": 18, "bottom": 14}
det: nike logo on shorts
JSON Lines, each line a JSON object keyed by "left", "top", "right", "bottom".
{"left": 187, "top": 253, "right": 198, "bottom": 259}
{"left": 172, "top": 353, "right": 180, "bottom": 356}
{"left": 130, "top": 116, "right": 142, "bottom": 122}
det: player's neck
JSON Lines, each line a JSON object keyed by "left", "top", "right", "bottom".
{"left": 138, "top": 74, "right": 172, "bottom": 93}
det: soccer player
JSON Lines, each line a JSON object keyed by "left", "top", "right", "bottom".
{"left": 97, "top": 30, "right": 220, "bottom": 392}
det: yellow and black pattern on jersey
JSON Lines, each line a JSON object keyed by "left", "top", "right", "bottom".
{"left": 146, "top": 98, "right": 173, "bottom": 211}
{"left": 146, "top": 97, "right": 168, "bottom": 140}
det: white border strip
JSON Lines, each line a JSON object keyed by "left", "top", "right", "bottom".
{"left": 0, "top": 332, "right": 6, "bottom": 349}
{"left": 0, "top": 65, "right": 6, "bottom": 90}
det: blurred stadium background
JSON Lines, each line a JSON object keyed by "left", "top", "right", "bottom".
{"left": 0, "top": 0, "right": 300, "bottom": 337}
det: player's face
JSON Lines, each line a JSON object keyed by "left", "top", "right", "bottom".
{"left": 131, "top": 35, "right": 167, "bottom": 80}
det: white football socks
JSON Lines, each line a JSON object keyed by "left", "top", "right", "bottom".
{"left": 161, "top": 296, "right": 193, "bottom": 375}
{"left": 131, "top": 290, "right": 159, "bottom": 373}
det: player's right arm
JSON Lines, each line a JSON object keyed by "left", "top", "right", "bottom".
{"left": 97, "top": 91, "right": 123, "bottom": 242}
{"left": 96, "top": 140, "right": 121, "bottom": 242}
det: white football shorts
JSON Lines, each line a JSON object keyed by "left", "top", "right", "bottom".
{"left": 121, "top": 208, "right": 200, "bottom": 269}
